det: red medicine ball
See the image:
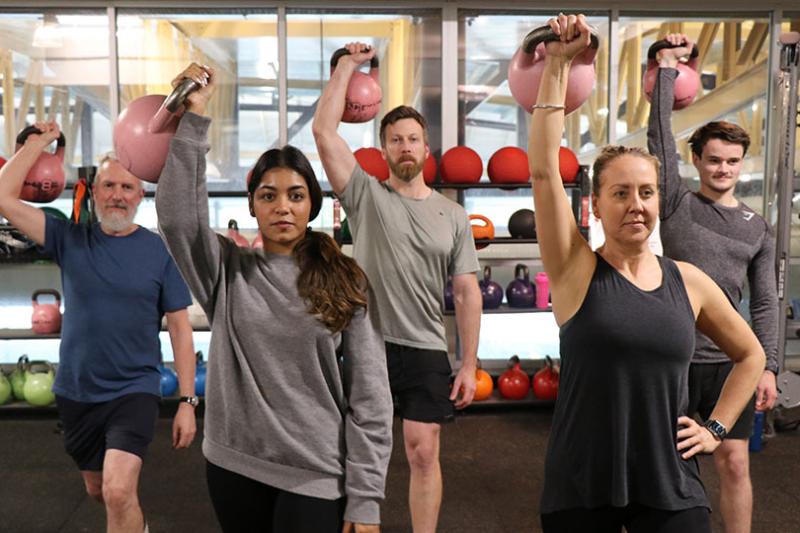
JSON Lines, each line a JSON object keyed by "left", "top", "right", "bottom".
{"left": 440, "top": 146, "right": 482, "bottom": 184}
{"left": 0, "top": 156, "right": 6, "bottom": 170}
{"left": 354, "top": 147, "right": 389, "bottom": 182}
{"left": 487, "top": 146, "right": 529, "bottom": 184}
{"left": 423, "top": 154, "right": 437, "bottom": 184}
{"left": 559, "top": 146, "right": 579, "bottom": 184}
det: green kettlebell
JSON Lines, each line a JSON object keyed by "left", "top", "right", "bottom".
{"left": 23, "top": 361, "right": 55, "bottom": 407}
{"left": 0, "top": 372, "right": 12, "bottom": 405}
{"left": 10, "top": 355, "right": 30, "bottom": 401}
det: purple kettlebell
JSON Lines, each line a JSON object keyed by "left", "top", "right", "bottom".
{"left": 444, "top": 276, "right": 455, "bottom": 311}
{"left": 479, "top": 266, "right": 504, "bottom": 309}
{"left": 506, "top": 263, "right": 536, "bottom": 308}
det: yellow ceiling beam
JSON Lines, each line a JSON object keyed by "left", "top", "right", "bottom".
{"left": 173, "top": 20, "right": 396, "bottom": 39}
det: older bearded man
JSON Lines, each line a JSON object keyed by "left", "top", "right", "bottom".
{"left": 0, "top": 122, "right": 197, "bottom": 533}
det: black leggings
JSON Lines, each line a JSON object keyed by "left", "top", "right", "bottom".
{"left": 206, "top": 461, "right": 345, "bottom": 533}
{"left": 541, "top": 503, "right": 711, "bottom": 533}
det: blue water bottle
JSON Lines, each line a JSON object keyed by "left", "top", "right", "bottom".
{"left": 749, "top": 411, "right": 765, "bottom": 452}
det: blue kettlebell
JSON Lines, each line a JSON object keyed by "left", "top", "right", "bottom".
{"left": 195, "top": 351, "right": 207, "bottom": 396}
{"left": 158, "top": 363, "right": 178, "bottom": 397}
{"left": 506, "top": 263, "right": 536, "bottom": 308}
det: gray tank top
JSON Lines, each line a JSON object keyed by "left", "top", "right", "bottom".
{"left": 540, "top": 253, "right": 709, "bottom": 513}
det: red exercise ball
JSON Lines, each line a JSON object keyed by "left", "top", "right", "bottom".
{"left": 559, "top": 146, "right": 579, "bottom": 184}
{"left": 354, "top": 147, "right": 389, "bottom": 182}
{"left": 0, "top": 156, "right": 6, "bottom": 169}
{"left": 423, "top": 153, "right": 437, "bottom": 184}
{"left": 487, "top": 146, "right": 530, "bottom": 184}
{"left": 440, "top": 146, "right": 482, "bottom": 184}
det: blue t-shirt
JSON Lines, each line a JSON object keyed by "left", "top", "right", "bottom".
{"left": 44, "top": 216, "right": 192, "bottom": 402}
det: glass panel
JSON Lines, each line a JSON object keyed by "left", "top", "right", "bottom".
{"left": 286, "top": 10, "right": 442, "bottom": 188}
{"left": 0, "top": 11, "right": 111, "bottom": 186}
{"left": 116, "top": 10, "right": 279, "bottom": 192}
{"left": 616, "top": 15, "right": 771, "bottom": 214}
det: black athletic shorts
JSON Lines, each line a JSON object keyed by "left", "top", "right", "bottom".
{"left": 56, "top": 393, "right": 160, "bottom": 471}
{"left": 385, "top": 342, "right": 454, "bottom": 424}
{"left": 541, "top": 504, "right": 711, "bottom": 533}
{"left": 687, "top": 361, "right": 755, "bottom": 440}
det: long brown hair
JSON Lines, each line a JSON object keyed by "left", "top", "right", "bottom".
{"left": 248, "top": 146, "right": 368, "bottom": 333}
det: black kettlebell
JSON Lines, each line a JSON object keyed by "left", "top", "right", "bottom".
{"left": 508, "top": 209, "right": 536, "bottom": 239}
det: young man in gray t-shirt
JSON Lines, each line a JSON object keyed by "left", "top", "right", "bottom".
{"left": 313, "top": 41, "right": 482, "bottom": 533}
{"left": 647, "top": 33, "right": 779, "bottom": 533}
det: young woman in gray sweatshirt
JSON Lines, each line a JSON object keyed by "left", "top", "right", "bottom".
{"left": 155, "top": 63, "right": 393, "bottom": 533}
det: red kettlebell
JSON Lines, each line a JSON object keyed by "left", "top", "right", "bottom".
{"left": 487, "top": 146, "right": 530, "bottom": 184}
{"left": 498, "top": 355, "right": 530, "bottom": 400}
{"left": 423, "top": 153, "right": 437, "bottom": 184}
{"left": 113, "top": 78, "right": 200, "bottom": 183}
{"left": 15, "top": 126, "right": 66, "bottom": 203}
{"left": 330, "top": 48, "right": 382, "bottom": 123}
{"left": 440, "top": 146, "right": 483, "bottom": 184}
{"left": 469, "top": 214, "right": 494, "bottom": 250}
{"left": 31, "top": 289, "right": 62, "bottom": 334}
{"left": 0, "top": 155, "right": 7, "bottom": 170}
{"left": 227, "top": 219, "right": 250, "bottom": 248}
{"left": 643, "top": 40, "right": 700, "bottom": 110}
{"left": 354, "top": 147, "right": 389, "bottom": 181}
{"left": 508, "top": 25, "right": 600, "bottom": 115}
{"left": 532, "top": 355, "right": 559, "bottom": 400}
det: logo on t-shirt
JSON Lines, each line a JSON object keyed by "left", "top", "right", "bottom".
{"left": 742, "top": 211, "right": 754, "bottom": 221}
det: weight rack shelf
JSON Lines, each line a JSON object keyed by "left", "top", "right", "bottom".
{"left": 444, "top": 304, "right": 552, "bottom": 315}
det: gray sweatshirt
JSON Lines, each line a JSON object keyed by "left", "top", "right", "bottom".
{"left": 648, "top": 68, "right": 779, "bottom": 373}
{"left": 155, "top": 112, "right": 393, "bottom": 524}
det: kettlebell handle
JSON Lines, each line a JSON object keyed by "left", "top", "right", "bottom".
{"left": 32, "top": 289, "right": 61, "bottom": 305}
{"left": 148, "top": 78, "right": 200, "bottom": 134}
{"left": 483, "top": 265, "right": 492, "bottom": 281}
{"left": 15, "top": 125, "right": 66, "bottom": 149}
{"left": 228, "top": 219, "right": 239, "bottom": 230}
{"left": 514, "top": 263, "right": 530, "bottom": 280}
{"left": 469, "top": 214, "right": 494, "bottom": 228}
{"left": 647, "top": 40, "right": 699, "bottom": 61}
{"left": 330, "top": 48, "right": 380, "bottom": 70}
{"left": 27, "top": 360, "right": 55, "bottom": 375}
{"left": 522, "top": 25, "right": 600, "bottom": 55}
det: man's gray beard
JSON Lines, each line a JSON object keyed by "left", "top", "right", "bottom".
{"left": 98, "top": 206, "right": 137, "bottom": 233}
{"left": 388, "top": 158, "right": 424, "bottom": 182}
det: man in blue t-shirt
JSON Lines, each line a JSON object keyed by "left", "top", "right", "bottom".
{"left": 0, "top": 121, "right": 197, "bottom": 533}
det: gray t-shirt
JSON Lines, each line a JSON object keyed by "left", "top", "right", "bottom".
{"left": 339, "top": 165, "right": 480, "bottom": 351}
{"left": 648, "top": 68, "right": 778, "bottom": 373}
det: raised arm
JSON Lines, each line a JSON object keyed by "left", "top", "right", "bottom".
{"left": 528, "top": 15, "right": 595, "bottom": 325}
{"left": 155, "top": 64, "right": 228, "bottom": 314}
{"left": 646, "top": 34, "right": 693, "bottom": 220}
{"left": 0, "top": 122, "right": 59, "bottom": 245}
{"left": 677, "top": 262, "right": 766, "bottom": 458}
{"left": 311, "top": 42, "right": 373, "bottom": 195}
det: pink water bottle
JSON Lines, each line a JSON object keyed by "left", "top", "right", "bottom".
{"left": 535, "top": 271, "right": 550, "bottom": 309}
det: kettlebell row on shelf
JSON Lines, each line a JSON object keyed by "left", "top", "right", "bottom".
{"left": 444, "top": 265, "right": 550, "bottom": 311}
{"left": 467, "top": 209, "right": 536, "bottom": 248}
{"left": 0, "top": 355, "right": 56, "bottom": 407}
{"left": 490, "top": 355, "right": 560, "bottom": 401}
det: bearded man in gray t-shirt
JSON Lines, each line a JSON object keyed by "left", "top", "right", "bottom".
{"left": 313, "top": 41, "right": 482, "bottom": 533}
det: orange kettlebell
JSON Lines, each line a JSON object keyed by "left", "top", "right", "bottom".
{"left": 474, "top": 364, "right": 494, "bottom": 401}
{"left": 469, "top": 214, "right": 494, "bottom": 250}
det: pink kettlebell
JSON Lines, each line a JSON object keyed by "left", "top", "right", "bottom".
{"left": 508, "top": 25, "right": 600, "bottom": 115}
{"left": 643, "top": 40, "right": 700, "bottom": 110}
{"left": 113, "top": 78, "right": 199, "bottom": 183}
{"left": 15, "top": 126, "right": 66, "bottom": 203}
{"left": 330, "top": 48, "right": 382, "bottom": 123}
{"left": 31, "top": 289, "right": 62, "bottom": 335}
{"left": 227, "top": 219, "right": 251, "bottom": 248}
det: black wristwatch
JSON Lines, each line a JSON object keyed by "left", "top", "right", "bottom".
{"left": 179, "top": 396, "right": 199, "bottom": 408}
{"left": 704, "top": 419, "right": 727, "bottom": 441}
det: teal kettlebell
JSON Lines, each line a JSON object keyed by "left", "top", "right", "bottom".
{"left": 23, "top": 361, "right": 55, "bottom": 407}
{"left": 0, "top": 372, "right": 12, "bottom": 405}
{"left": 10, "top": 355, "right": 30, "bottom": 401}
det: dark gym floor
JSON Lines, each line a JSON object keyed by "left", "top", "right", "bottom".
{"left": 1, "top": 407, "right": 798, "bottom": 533}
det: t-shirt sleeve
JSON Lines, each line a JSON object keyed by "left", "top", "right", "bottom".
{"left": 338, "top": 164, "right": 374, "bottom": 218}
{"left": 159, "top": 252, "right": 193, "bottom": 313}
{"left": 42, "top": 215, "right": 69, "bottom": 264}
{"left": 449, "top": 208, "right": 480, "bottom": 276}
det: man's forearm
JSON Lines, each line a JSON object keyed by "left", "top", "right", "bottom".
{"left": 454, "top": 286, "right": 481, "bottom": 368}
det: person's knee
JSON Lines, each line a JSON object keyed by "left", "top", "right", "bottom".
{"left": 84, "top": 480, "right": 104, "bottom": 503}
{"left": 716, "top": 445, "right": 750, "bottom": 484}
{"left": 102, "top": 479, "right": 136, "bottom": 513}
{"left": 405, "top": 438, "right": 439, "bottom": 473}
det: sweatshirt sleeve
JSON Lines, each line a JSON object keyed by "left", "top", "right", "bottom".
{"left": 340, "top": 292, "right": 393, "bottom": 525}
{"left": 647, "top": 67, "right": 687, "bottom": 221}
{"left": 748, "top": 223, "right": 779, "bottom": 374}
{"left": 155, "top": 111, "right": 229, "bottom": 319}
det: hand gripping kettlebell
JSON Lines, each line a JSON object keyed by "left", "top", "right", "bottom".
{"left": 15, "top": 125, "right": 66, "bottom": 203}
